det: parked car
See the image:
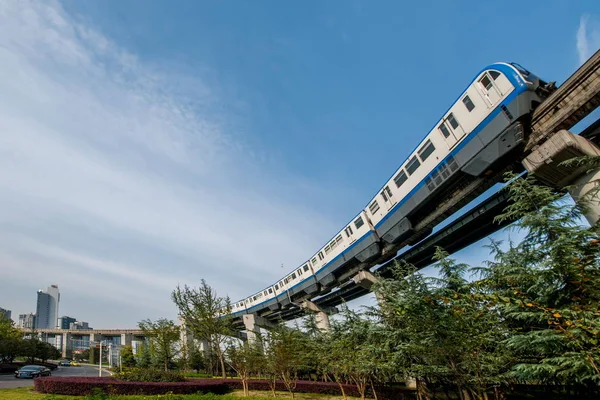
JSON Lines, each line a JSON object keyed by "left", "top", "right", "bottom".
{"left": 69, "top": 361, "right": 80, "bottom": 366}
{"left": 59, "top": 360, "right": 71, "bottom": 366}
{"left": 14, "top": 365, "right": 52, "bottom": 378}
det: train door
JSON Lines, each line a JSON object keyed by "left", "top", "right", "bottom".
{"left": 438, "top": 113, "right": 466, "bottom": 149}
{"left": 344, "top": 225, "right": 356, "bottom": 244}
{"left": 380, "top": 185, "right": 397, "bottom": 210}
{"left": 478, "top": 72, "right": 502, "bottom": 106}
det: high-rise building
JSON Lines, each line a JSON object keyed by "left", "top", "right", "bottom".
{"left": 0, "top": 307, "right": 11, "bottom": 321}
{"left": 35, "top": 284, "right": 60, "bottom": 329}
{"left": 58, "top": 316, "right": 76, "bottom": 330}
{"left": 18, "top": 313, "right": 36, "bottom": 329}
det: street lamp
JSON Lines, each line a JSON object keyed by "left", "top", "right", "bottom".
{"left": 70, "top": 337, "right": 109, "bottom": 377}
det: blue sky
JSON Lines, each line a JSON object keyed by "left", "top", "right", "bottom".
{"left": 0, "top": 0, "right": 599, "bottom": 328}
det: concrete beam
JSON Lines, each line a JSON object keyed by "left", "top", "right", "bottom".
{"left": 301, "top": 301, "right": 337, "bottom": 331}
{"left": 242, "top": 314, "right": 275, "bottom": 343}
{"left": 523, "top": 130, "right": 600, "bottom": 225}
{"left": 352, "top": 270, "right": 378, "bottom": 290}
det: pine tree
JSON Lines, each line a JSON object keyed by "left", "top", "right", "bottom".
{"left": 481, "top": 173, "right": 600, "bottom": 387}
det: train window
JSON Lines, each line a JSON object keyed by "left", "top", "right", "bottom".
{"left": 345, "top": 226, "right": 353, "bottom": 237}
{"left": 479, "top": 75, "right": 493, "bottom": 91}
{"left": 268, "top": 288, "right": 273, "bottom": 294}
{"left": 264, "top": 291, "right": 267, "bottom": 296}
{"left": 330, "top": 239, "right": 337, "bottom": 250}
{"left": 303, "top": 264, "right": 309, "bottom": 272}
{"left": 448, "top": 156, "right": 459, "bottom": 172}
{"left": 369, "top": 200, "right": 380, "bottom": 215}
{"left": 318, "top": 251, "right": 324, "bottom": 260}
{"left": 336, "top": 235, "right": 343, "bottom": 244}
{"left": 432, "top": 170, "right": 442, "bottom": 186}
{"left": 418, "top": 140, "right": 435, "bottom": 161}
{"left": 291, "top": 272, "right": 297, "bottom": 279}
{"left": 311, "top": 257, "right": 317, "bottom": 265}
{"left": 447, "top": 113, "right": 459, "bottom": 129}
{"left": 490, "top": 70, "right": 500, "bottom": 80}
{"left": 439, "top": 123, "right": 451, "bottom": 138}
{"left": 462, "top": 95, "right": 475, "bottom": 112}
{"left": 394, "top": 170, "right": 408, "bottom": 187}
{"left": 354, "top": 216, "right": 364, "bottom": 229}
{"left": 406, "top": 156, "right": 420, "bottom": 175}
{"left": 380, "top": 189, "right": 388, "bottom": 202}
{"left": 284, "top": 278, "right": 289, "bottom": 284}
{"left": 324, "top": 245, "right": 331, "bottom": 254}
{"left": 425, "top": 177, "right": 435, "bottom": 191}
{"left": 275, "top": 284, "right": 279, "bottom": 290}
{"left": 297, "top": 269, "right": 302, "bottom": 276}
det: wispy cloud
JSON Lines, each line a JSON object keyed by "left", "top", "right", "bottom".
{"left": 0, "top": 1, "right": 337, "bottom": 327}
{"left": 577, "top": 14, "right": 600, "bottom": 65}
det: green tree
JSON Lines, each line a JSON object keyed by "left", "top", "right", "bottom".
{"left": 120, "top": 344, "right": 137, "bottom": 368}
{"left": 138, "top": 318, "right": 180, "bottom": 371}
{"left": 226, "top": 339, "right": 264, "bottom": 397}
{"left": 171, "top": 279, "right": 234, "bottom": 378}
{"left": 0, "top": 315, "right": 23, "bottom": 363}
{"left": 263, "top": 323, "right": 306, "bottom": 399}
{"left": 373, "top": 250, "right": 513, "bottom": 400}
{"left": 481, "top": 173, "right": 600, "bottom": 386}
{"left": 136, "top": 341, "right": 152, "bottom": 368}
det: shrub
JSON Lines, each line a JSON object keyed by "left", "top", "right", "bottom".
{"left": 35, "top": 377, "right": 415, "bottom": 399}
{"left": 117, "top": 368, "right": 186, "bottom": 382}
{"left": 34, "top": 377, "right": 230, "bottom": 396}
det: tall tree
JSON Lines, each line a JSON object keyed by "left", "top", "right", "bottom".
{"left": 138, "top": 318, "right": 180, "bottom": 371}
{"left": 263, "top": 323, "right": 307, "bottom": 399}
{"left": 226, "top": 339, "right": 264, "bottom": 397}
{"left": 0, "top": 315, "right": 23, "bottom": 363}
{"left": 171, "top": 279, "right": 234, "bottom": 378}
{"left": 481, "top": 173, "right": 600, "bottom": 386}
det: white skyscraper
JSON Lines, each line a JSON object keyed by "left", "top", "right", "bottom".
{"left": 35, "top": 284, "right": 60, "bottom": 329}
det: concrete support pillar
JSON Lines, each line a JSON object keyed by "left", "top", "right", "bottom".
{"left": 301, "top": 301, "right": 336, "bottom": 332}
{"left": 242, "top": 314, "right": 274, "bottom": 344}
{"left": 523, "top": 130, "right": 600, "bottom": 226}
{"left": 569, "top": 168, "right": 600, "bottom": 225}
{"left": 61, "top": 332, "right": 70, "bottom": 358}
{"left": 121, "top": 333, "right": 132, "bottom": 346}
{"left": 199, "top": 339, "right": 210, "bottom": 357}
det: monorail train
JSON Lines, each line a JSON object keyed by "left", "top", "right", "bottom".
{"left": 229, "top": 62, "right": 553, "bottom": 318}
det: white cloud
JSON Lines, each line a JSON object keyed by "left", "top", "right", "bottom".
{"left": 577, "top": 14, "right": 600, "bottom": 65}
{"left": 0, "top": 1, "right": 338, "bottom": 327}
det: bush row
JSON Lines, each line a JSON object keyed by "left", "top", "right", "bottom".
{"left": 35, "top": 376, "right": 415, "bottom": 399}
{"left": 34, "top": 377, "right": 230, "bottom": 396}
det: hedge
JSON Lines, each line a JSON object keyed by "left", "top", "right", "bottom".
{"left": 34, "top": 377, "right": 415, "bottom": 399}
{"left": 34, "top": 377, "right": 230, "bottom": 396}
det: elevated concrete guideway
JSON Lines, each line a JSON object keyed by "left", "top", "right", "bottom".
{"left": 232, "top": 49, "right": 600, "bottom": 330}
{"left": 23, "top": 328, "right": 147, "bottom": 359}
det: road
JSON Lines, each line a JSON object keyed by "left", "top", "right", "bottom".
{"left": 0, "top": 364, "right": 109, "bottom": 389}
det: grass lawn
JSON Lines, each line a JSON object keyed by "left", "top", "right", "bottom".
{"left": 0, "top": 387, "right": 358, "bottom": 399}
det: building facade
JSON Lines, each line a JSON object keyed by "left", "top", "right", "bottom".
{"left": 35, "top": 284, "right": 60, "bottom": 329}
{"left": 0, "top": 307, "right": 11, "bottom": 321}
{"left": 70, "top": 321, "right": 92, "bottom": 330}
{"left": 58, "top": 316, "right": 77, "bottom": 330}
{"left": 18, "top": 313, "right": 36, "bottom": 329}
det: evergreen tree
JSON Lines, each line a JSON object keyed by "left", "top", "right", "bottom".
{"left": 481, "top": 173, "right": 600, "bottom": 387}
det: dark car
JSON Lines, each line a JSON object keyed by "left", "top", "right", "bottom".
{"left": 58, "top": 360, "right": 71, "bottom": 366}
{"left": 14, "top": 365, "right": 52, "bottom": 378}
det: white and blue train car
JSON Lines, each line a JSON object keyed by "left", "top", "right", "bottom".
{"left": 228, "top": 62, "right": 551, "bottom": 320}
